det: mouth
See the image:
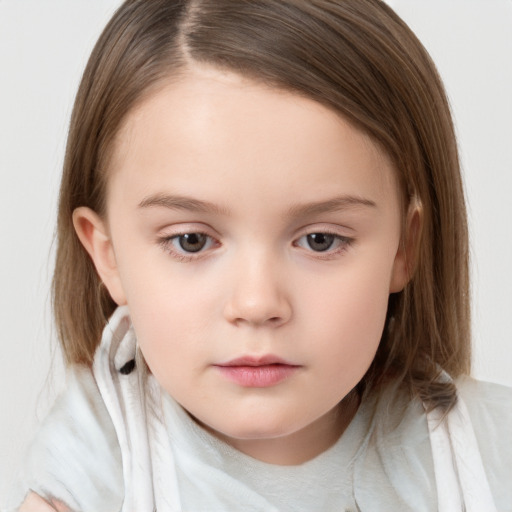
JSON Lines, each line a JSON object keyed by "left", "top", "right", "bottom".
{"left": 214, "top": 355, "right": 301, "bottom": 388}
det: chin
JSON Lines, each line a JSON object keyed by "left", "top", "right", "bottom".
{"left": 210, "top": 411, "right": 307, "bottom": 442}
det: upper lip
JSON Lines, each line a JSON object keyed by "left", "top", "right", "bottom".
{"left": 217, "top": 355, "right": 299, "bottom": 367}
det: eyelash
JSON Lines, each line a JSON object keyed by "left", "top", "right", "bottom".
{"left": 158, "top": 230, "right": 354, "bottom": 262}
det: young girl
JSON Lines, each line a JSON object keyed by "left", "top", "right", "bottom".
{"left": 14, "top": 0, "right": 511, "bottom": 510}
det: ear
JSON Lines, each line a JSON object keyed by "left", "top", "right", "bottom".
{"left": 72, "top": 207, "right": 127, "bottom": 305}
{"left": 389, "top": 200, "right": 423, "bottom": 293}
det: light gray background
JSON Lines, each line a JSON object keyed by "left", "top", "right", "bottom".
{"left": 1, "top": 0, "right": 511, "bottom": 504}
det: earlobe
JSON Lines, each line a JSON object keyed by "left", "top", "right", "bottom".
{"left": 72, "top": 207, "right": 127, "bottom": 305}
{"left": 389, "top": 200, "right": 423, "bottom": 293}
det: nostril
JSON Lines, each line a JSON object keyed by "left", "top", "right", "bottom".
{"left": 222, "top": 281, "right": 292, "bottom": 326}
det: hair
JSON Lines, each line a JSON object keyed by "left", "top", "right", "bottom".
{"left": 53, "top": 0, "right": 470, "bottom": 410}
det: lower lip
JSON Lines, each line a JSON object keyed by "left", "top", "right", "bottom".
{"left": 215, "top": 364, "right": 299, "bottom": 387}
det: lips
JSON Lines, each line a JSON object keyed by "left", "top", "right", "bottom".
{"left": 214, "top": 355, "right": 301, "bottom": 388}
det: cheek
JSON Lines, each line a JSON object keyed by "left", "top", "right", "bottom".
{"left": 122, "top": 267, "right": 219, "bottom": 372}
{"left": 299, "top": 258, "right": 393, "bottom": 366}
{"left": 117, "top": 243, "right": 218, "bottom": 319}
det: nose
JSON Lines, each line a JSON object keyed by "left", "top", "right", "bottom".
{"left": 223, "top": 252, "right": 292, "bottom": 328}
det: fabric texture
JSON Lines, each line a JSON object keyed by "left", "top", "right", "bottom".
{"left": 9, "top": 306, "right": 512, "bottom": 511}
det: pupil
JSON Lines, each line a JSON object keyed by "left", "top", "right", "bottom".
{"left": 307, "top": 233, "right": 334, "bottom": 252}
{"left": 179, "top": 233, "right": 207, "bottom": 253}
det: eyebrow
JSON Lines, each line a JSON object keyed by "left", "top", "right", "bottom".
{"left": 138, "top": 193, "right": 377, "bottom": 217}
{"left": 285, "top": 195, "right": 377, "bottom": 217}
{"left": 138, "top": 194, "right": 230, "bottom": 215}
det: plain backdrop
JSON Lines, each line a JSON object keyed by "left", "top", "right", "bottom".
{"left": 1, "top": 0, "right": 511, "bottom": 504}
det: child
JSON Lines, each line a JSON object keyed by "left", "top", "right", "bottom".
{"left": 14, "top": 0, "right": 511, "bottom": 510}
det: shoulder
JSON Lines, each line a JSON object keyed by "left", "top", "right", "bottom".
{"left": 456, "top": 376, "right": 512, "bottom": 509}
{"left": 456, "top": 374, "right": 512, "bottom": 417}
{"left": 21, "top": 365, "right": 124, "bottom": 512}
{"left": 354, "top": 377, "right": 512, "bottom": 511}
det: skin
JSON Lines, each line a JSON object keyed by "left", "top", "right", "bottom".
{"left": 19, "top": 493, "right": 68, "bottom": 512}
{"left": 71, "top": 66, "right": 413, "bottom": 467}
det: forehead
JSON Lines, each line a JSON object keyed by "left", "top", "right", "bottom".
{"left": 107, "top": 66, "right": 399, "bottom": 214}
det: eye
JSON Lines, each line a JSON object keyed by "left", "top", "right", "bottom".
{"left": 175, "top": 233, "right": 209, "bottom": 253}
{"left": 295, "top": 232, "right": 352, "bottom": 254}
{"left": 159, "top": 231, "right": 218, "bottom": 260}
{"left": 304, "top": 233, "right": 335, "bottom": 252}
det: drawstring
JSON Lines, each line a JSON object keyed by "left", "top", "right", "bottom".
{"left": 93, "top": 306, "right": 182, "bottom": 511}
{"left": 425, "top": 379, "right": 497, "bottom": 511}
{"left": 94, "top": 306, "right": 155, "bottom": 510}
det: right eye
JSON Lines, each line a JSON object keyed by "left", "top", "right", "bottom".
{"left": 174, "top": 233, "right": 209, "bottom": 253}
{"left": 159, "top": 232, "right": 218, "bottom": 261}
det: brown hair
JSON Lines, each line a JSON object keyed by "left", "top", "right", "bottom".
{"left": 53, "top": 0, "right": 470, "bottom": 409}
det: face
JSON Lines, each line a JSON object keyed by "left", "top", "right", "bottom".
{"left": 75, "top": 65, "right": 409, "bottom": 464}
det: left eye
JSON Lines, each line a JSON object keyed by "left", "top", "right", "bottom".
{"left": 295, "top": 233, "right": 349, "bottom": 252}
